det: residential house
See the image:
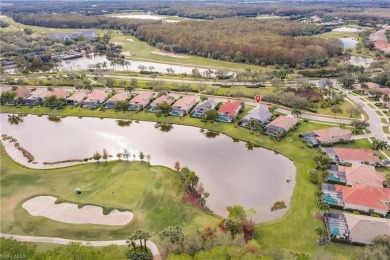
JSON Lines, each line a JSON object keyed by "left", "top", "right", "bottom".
{"left": 323, "top": 183, "right": 390, "bottom": 216}
{"left": 104, "top": 92, "right": 129, "bottom": 109}
{"left": 343, "top": 213, "right": 390, "bottom": 244}
{"left": 15, "top": 87, "right": 31, "bottom": 98}
{"left": 325, "top": 212, "right": 390, "bottom": 244}
{"left": 217, "top": 101, "right": 241, "bottom": 122}
{"left": 240, "top": 105, "right": 272, "bottom": 126}
{"left": 23, "top": 88, "right": 51, "bottom": 106}
{"left": 51, "top": 88, "right": 70, "bottom": 99}
{"left": 321, "top": 147, "right": 382, "bottom": 166}
{"left": 191, "top": 99, "right": 217, "bottom": 118}
{"left": 148, "top": 95, "right": 175, "bottom": 113}
{"left": 47, "top": 31, "right": 98, "bottom": 40}
{"left": 82, "top": 89, "right": 108, "bottom": 108}
{"left": 170, "top": 96, "right": 197, "bottom": 116}
{"left": 299, "top": 127, "right": 352, "bottom": 146}
{"left": 66, "top": 91, "right": 88, "bottom": 105}
{"left": 129, "top": 92, "right": 154, "bottom": 111}
{"left": 265, "top": 116, "right": 298, "bottom": 137}
{"left": 327, "top": 164, "right": 386, "bottom": 187}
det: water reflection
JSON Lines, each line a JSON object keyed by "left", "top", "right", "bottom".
{"left": 7, "top": 114, "right": 25, "bottom": 125}
{"left": 47, "top": 115, "right": 61, "bottom": 123}
{"left": 154, "top": 122, "right": 173, "bottom": 132}
{"left": 116, "top": 120, "right": 133, "bottom": 127}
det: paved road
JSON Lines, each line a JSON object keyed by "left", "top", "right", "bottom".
{"left": 0, "top": 233, "right": 160, "bottom": 256}
{"left": 337, "top": 88, "right": 388, "bottom": 141}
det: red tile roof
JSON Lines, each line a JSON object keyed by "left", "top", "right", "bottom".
{"left": 85, "top": 89, "right": 107, "bottom": 102}
{"left": 339, "top": 164, "right": 386, "bottom": 187}
{"left": 15, "top": 87, "right": 30, "bottom": 98}
{"left": 150, "top": 95, "right": 175, "bottom": 106}
{"left": 334, "top": 148, "right": 381, "bottom": 163}
{"left": 107, "top": 92, "right": 128, "bottom": 102}
{"left": 267, "top": 116, "right": 298, "bottom": 131}
{"left": 218, "top": 101, "right": 241, "bottom": 116}
{"left": 68, "top": 91, "right": 88, "bottom": 102}
{"left": 51, "top": 88, "right": 70, "bottom": 98}
{"left": 335, "top": 184, "right": 390, "bottom": 211}
{"left": 130, "top": 92, "right": 154, "bottom": 106}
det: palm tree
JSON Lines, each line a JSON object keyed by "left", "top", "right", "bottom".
{"left": 291, "top": 109, "right": 301, "bottom": 118}
{"left": 315, "top": 227, "right": 327, "bottom": 239}
{"left": 146, "top": 154, "right": 151, "bottom": 163}
{"left": 123, "top": 149, "right": 130, "bottom": 162}
{"left": 247, "top": 119, "right": 257, "bottom": 134}
{"left": 132, "top": 153, "right": 136, "bottom": 160}
{"left": 102, "top": 148, "right": 108, "bottom": 163}
{"left": 116, "top": 153, "right": 122, "bottom": 160}
{"left": 102, "top": 61, "right": 107, "bottom": 71}
{"left": 93, "top": 151, "right": 102, "bottom": 162}
{"left": 110, "top": 60, "right": 116, "bottom": 70}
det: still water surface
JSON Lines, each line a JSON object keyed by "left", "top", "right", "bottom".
{"left": 0, "top": 114, "right": 296, "bottom": 222}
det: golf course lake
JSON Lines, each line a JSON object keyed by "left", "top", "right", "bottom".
{"left": 0, "top": 114, "right": 296, "bottom": 222}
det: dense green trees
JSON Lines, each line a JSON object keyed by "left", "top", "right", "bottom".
{"left": 136, "top": 18, "right": 341, "bottom": 68}
{"left": 11, "top": 14, "right": 161, "bottom": 31}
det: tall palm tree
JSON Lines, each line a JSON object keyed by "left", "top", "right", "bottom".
{"left": 102, "top": 61, "right": 107, "bottom": 71}
{"left": 291, "top": 109, "right": 301, "bottom": 118}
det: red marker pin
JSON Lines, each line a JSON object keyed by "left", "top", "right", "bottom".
{"left": 255, "top": 95, "right": 261, "bottom": 103}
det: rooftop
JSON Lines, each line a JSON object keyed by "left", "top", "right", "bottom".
{"left": 339, "top": 164, "right": 386, "bottom": 187}
{"left": 51, "top": 88, "right": 70, "bottom": 99}
{"left": 313, "top": 127, "right": 352, "bottom": 143}
{"left": 218, "top": 101, "right": 241, "bottom": 116}
{"left": 150, "top": 95, "right": 175, "bottom": 106}
{"left": 85, "top": 89, "right": 107, "bottom": 102}
{"left": 106, "top": 92, "right": 129, "bottom": 102}
{"left": 129, "top": 92, "right": 154, "bottom": 106}
{"left": 245, "top": 105, "right": 272, "bottom": 122}
{"left": 267, "top": 116, "right": 298, "bottom": 131}
{"left": 172, "top": 96, "right": 197, "bottom": 110}
{"left": 15, "top": 87, "right": 31, "bottom": 98}
{"left": 335, "top": 183, "right": 390, "bottom": 211}
{"left": 344, "top": 213, "right": 390, "bottom": 244}
{"left": 333, "top": 148, "right": 381, "bottom": 163}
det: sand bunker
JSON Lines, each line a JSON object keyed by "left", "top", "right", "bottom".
{"left": 126, "top": 38, "right": 134, "bottom": 42}
{"left": 152, "top": 51, "right": 189, "bottom": 58}
{"left": 23, "top": 196, "right": 133, "bottom": 226}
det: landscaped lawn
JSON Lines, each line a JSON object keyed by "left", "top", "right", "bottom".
{"left": 0, "top": 105, "right": 360, "bottom": 258}
{"left": 0, "top": 145, "right": 217, "bottom": 241}
{"left": 382, "top": 126, "right": 390, "bottom": 134}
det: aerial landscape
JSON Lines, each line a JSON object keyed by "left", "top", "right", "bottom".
{"left": 0, "top": 0, "right": 390, "bottom": 259}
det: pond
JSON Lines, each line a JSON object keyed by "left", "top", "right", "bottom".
{"left": 349, "top": 56, "right": 374, "bottom": 67}
{"left": 57, "top": 54, "right": 216, "bottom": 75}
{"left": 0, "top": 114, "right": 296, "bottom": 222}
{"left": 339, "top": 38, "right": 358, "bottom": 49}
{"left": 332, "top": 27, "right": 363, "bottom": 33}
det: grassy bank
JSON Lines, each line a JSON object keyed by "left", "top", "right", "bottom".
{"left": 0, "top": 105, "right": 360, "bottom": 258}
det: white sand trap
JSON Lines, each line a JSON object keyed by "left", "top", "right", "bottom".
{"left": 152, "top": 51, "right": 189, "bottom": 58}
{"left": 23, "top": 196, "right": 133, "bottom": 226}
{"left": 126, "top": 38, "right": 134, "bottom": 42}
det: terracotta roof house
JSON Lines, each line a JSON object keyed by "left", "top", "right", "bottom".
{"left": 353, "top": 82, "right": 382, "bottom": 92}
{"left": 191, "top": 99, "right": 217, "bottom": 118}
{"left": 343, "top": 213, "right": 390, "bottom": 244}
{"left": 15, "top": 87, "right": 31, "bottom": 98}
{"left": 82, "top": 89, "right": 108, "bottom": 108}
{"left": 51, "top": 88, "right": 70, "bottom": 99}
{"left": 240, "top": 105, "right": 272, "bottom": 127}
{"left": 321, "top": 147, "right": 382, "bottom": 166}
{"left": 104, "top": 92, "right": 129, "bottom": 109}
{"left": 265, "top": 116, "right": 298, "bottom": 137}
{"left": 148, "top": 95, "right": 175, "bottom": 113}
{"left": 335, "top": 184, "right": 390, "bottom": 216}
{"left": 66, "top": 91, "right": 88, "bottom": 105}
{"left": 337, "top": 164, "right": 386, "bottom": 187}
{"left": 23, "top": 88, "right": 51, "bottom": 106}
{"left": 217, "top": 101, "right": 241, "bottom": 122}
{"left": 299, "top": 127, "right": 352, "bottom": 146}
{"left": 129, "top": 92, "right": 154, "bottom": 111}
{"left": 170, "top": 96, "right": 197, "bottom": 116}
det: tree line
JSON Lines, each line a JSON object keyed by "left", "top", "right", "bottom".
{"left": 136, "top": 18, "right": 341, "bottom": 68}
{"left": 11, "top": 14, "right": 161, "bottom": 32}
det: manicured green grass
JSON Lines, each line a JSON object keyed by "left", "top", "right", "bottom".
{"left": 1, "top": 145, "right": 216, "bottom": 242}
{"left": 334, "top": 138, "right": 372, "bottom": 149}
{"left": 376, "top": 110, "right": 385, "bottom": 117}
{"left": 0, "top": 107, "right": 362, "bottom": 257}
{"left": 382, "top": 126, "right": 390, "bottom": 134}
{"left": 316, "top": 31, "right": 358, "bottom": 39}
{"left": 381, "top": 118, "right": 387, "bottom": 124}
